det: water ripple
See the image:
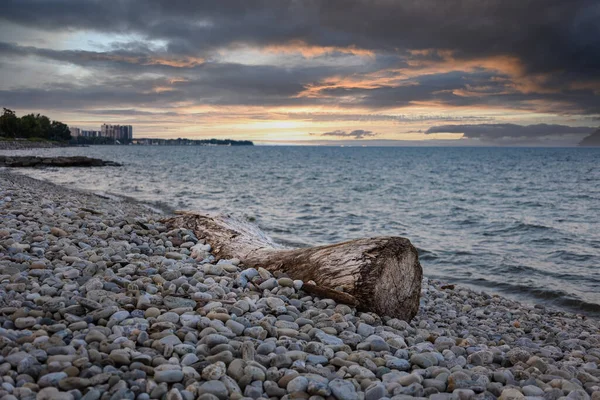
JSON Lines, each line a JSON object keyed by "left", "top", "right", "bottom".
{"left": 4, "top": 145, "right": 600, "bottom": 316}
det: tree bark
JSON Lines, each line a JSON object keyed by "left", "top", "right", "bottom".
{"left": 165, "top": 212, "right": 422, "bottom": 321}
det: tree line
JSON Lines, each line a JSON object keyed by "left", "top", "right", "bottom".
{"left": 0, "top": 108, "right": 71, "bottom": 142}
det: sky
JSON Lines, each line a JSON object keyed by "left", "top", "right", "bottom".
{"left": 0, "top": 0, "right": 599, "bottom": 145}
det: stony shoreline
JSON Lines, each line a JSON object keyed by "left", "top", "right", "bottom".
{"left": 0, "top": 170, "right": 599, "bottom": 400}
{"left": 0, "top": 140, "right": 65, "bottom": 150}
{"left": 0, "top": 156, "right": 121, "bottom": 168}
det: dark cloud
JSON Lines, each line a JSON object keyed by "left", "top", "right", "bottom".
{"left": 0, "top": 0, "right": 598, "bottom": 129}
{"left": 0, "top": 41, "right": 206, "bottom": 71}
{"left": 0, "top": 59, "right": 341, "bottom": 109}
{"left": 1, "top": 0, "right": 598, "bottom": 79}
{"left": 1, "top": 50, "right": 596, "bottom": 115}
{"left": 81, "top": 109, "right": 180, "bottom": 116}
{"left": 314, "top": 71, "right": 600, "bottom": 114}
{"left": 289, "top": 113, "right": 491, "bottom": 123}
{"left": 0, "top": 86, "right": 176, "bottom": 110}
{"left": 312, "top": 129, "right": 378, "bottom": 139}
{"left": 425, "top": 123, "right": 596, "bottom": 140}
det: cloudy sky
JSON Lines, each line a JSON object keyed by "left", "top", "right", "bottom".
{"left": 0, "top": 0, "right": 598, "bottom": 145}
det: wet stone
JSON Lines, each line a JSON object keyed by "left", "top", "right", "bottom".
{"left": 1, "top": 171, "right": 599, "bottom": 400}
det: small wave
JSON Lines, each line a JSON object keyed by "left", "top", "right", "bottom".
{"left": 142, "top": 200, "right": 174, "bottom": 214}
{"left": 297, "top": 215, "right": 318, "bottom": 221}
{"left": 437, "top": 277, "right": 600, "bottom": 317}
{"left": 455, "top": 218, "right": 480, "bottom": 226}
{"left": 516, "top": 221, "right": 557, "bottom": 233}
{"left": 351, "top": 185, "right": 376, "bottom": 193}
{"left": 508, "top": 285, "right": 600, "bottom": 316}
{"left": 416, "top": 247, "right": 438, "bottom": 261}
{"left": 274, "top": 238, "right": 312, "bottom": 248}
{"left": 451, "top": 250, "right": 477, "bottom": 257}
{"left": 529, "top": 237, "right": 556, "bottom": 245}
{"left": 458, "top": 261, "right": 598, "bottom": 284}
{"left": 268, "top": 227, "right": 293, "bottom": 234}
{"left": 549, "top": 250, "right": 596, "bottom": 263}
{"left": 514, "top": 200, "right": 546, "bottom": 207}
{"left": 567, "top": 193, "right": 595, "bottom": 200}
{"left": 482, "top": 221, "right": 558, "bottom": 236}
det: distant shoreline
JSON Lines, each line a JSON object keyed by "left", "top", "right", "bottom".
{"left": 0, "top": 138, "right": 65, "bottom": 150}
{"left": 130, "top": 138, "right": 254, "bottom": 146}
{"left": 0, "top": 137, "right": 254, "bottom": 150}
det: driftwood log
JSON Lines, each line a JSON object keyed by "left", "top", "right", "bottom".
{"left": 166, "top": 212, "right": 422, "bottom": 321}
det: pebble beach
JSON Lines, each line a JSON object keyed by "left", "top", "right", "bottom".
{"left": 1, "top": 170, "right": 599, "bottom": 400}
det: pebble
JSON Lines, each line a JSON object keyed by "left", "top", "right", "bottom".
{"left": 410, "top": 352, "right": 439, "bottom": 368}
{"left": 329, "top": 379, "right": 359, "bottom": 400}
{"left": 197, "top": 381, "right": 228, "bottom": 400}
{"left": 365, "top": 383, "right": 386, "bottom": 400}
{"left": 14, "top": 316, "right": 37, "bottom": 328}
{"left": 0, "top": 170, "right": 598, "bottom": 400}
{"left": 499, "top": 388, "right": 525, "bottom": 400}
{"left": 38, "top": 372, "right": 68, "bottom": 387}
{"left": 155, "top": 370, "right": 184, "bottom": 383}
{"left": 201, "top": 362, "right": 226, "bottom": 380}
{"left": 287, "top": 376, "right": 309, "bottom": 392}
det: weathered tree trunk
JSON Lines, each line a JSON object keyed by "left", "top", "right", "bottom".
{"left": 166, "top": 212, "right": 422, "bottom": 321}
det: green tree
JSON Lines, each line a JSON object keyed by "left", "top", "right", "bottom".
{"left": 20, "top": 114, "right": 43, "bottom": 138}
{"left": 0, "top": 109, "right": 72, "bottom": 142}
{"left": 48, "top": 121, "right": 71, "bottom": 141}
{"left": 39, "top": 115, "right": 51, "bottom": 136}
{"left": 0, "top": 108, "right": 19, "bottom": 138}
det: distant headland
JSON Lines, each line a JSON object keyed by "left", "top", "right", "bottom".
{"left": 131, "top": 138, "right": 254, "bottom": 146}
{"left": 578, "top": 128, "right": 600, "bottom": 147}
{"left": 1, "top": 108, "right": 253, "bottom": 148}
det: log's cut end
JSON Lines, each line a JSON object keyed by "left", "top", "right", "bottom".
{"left": 353, "top": 237, "right": 422, "bottom": 321}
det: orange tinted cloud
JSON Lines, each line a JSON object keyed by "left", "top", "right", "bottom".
{"left": 263, "top": 40, "right": 374, "bottom": 58}
{"left": 296, "top": 71, "right": 415, "bottom": 98}
{"left": 569, "top": 80, "right": 600, "bottom": 94}
{"left": 407, "top": 50, "right": 557, "bottom": 94}
{"left": 147, "top": 56, "right": 205, "bottom": 68}
{"left": 297, "top": 49, "right": 560, "bottom": 102}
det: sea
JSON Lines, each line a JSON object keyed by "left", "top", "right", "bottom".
{"left": 3, "top": 145, "right": 599, "bottom": 316}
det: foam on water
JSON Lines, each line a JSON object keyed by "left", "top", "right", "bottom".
{"left": 3, "top": 145, "right": 600, "bottom": 315}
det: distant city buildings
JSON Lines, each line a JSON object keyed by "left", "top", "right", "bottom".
{"left": 69, "top": 127, "right": 80, "bottom": 137}
{"left": 68, "top": 125, "right": 253, "bottom": 146}
{"left": 101, "top": 124, "right": 132, "bottom": 141}
{"left": 81, "top": 130, "right": 101, "bottom": 137}
{"left": 69, "top": 124, "right": 132, "bottom": 140}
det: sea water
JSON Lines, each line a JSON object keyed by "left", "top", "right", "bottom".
{"left": 4, "top": 145, "right": 599, "bottom": 315}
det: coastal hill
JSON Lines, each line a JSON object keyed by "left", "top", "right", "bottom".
{"left": 579, "top": 128, "right": 600, "bottom": 147}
